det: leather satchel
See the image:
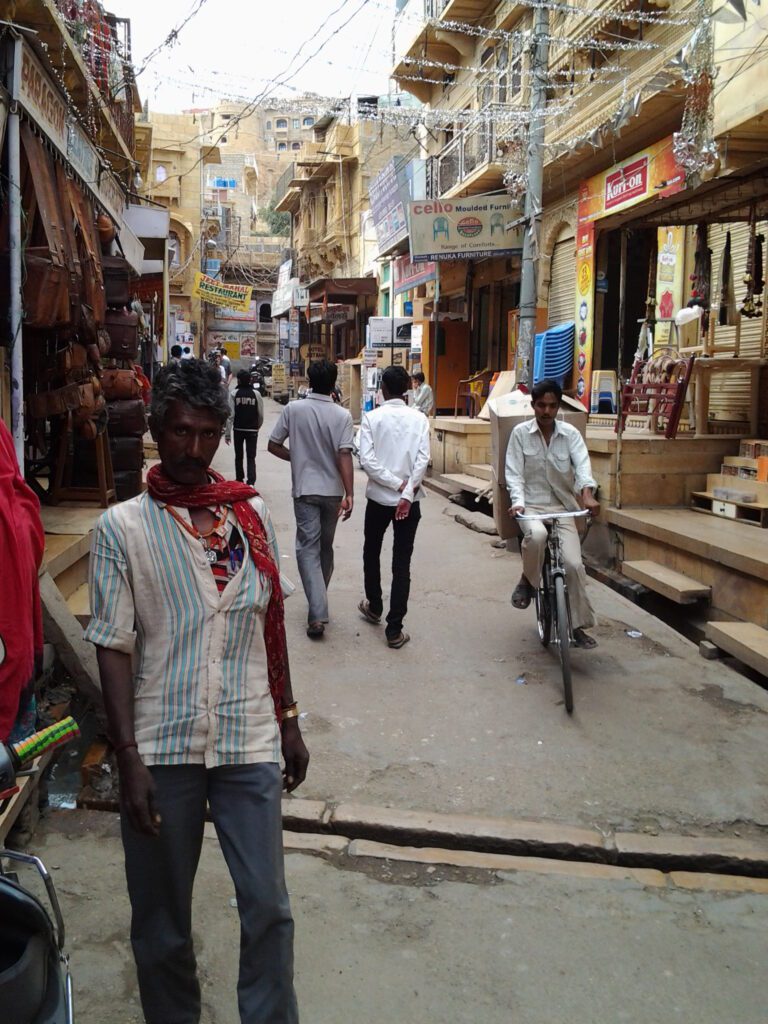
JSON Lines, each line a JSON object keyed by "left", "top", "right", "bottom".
{"left": 107, "top": 398, "right": 147, "bottom": 438}
{"left": 102, "top": 256, "right": 132, "bottom": 308}
{"left": 67, "top": 179, "right": 106, "bottom": 323}
{"left": 102, "top": 368, "right": 141, "bottom": 401}
{"left": 104, "top": 309, "right": 140, "bottom": 359}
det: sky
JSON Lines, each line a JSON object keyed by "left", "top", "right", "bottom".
{"left": 109, "top": 0, "right": 398, "bottom": 114}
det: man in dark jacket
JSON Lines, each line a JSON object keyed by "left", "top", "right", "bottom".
{"left": 226, "top": 369, "right": 264, "bottom": 485}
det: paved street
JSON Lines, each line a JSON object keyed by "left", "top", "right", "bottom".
{"left": 249, "top": 401, "right": 768, "bottom": 837}
{"left": 32, "top": 398, "right": 768, "bottom": 1023}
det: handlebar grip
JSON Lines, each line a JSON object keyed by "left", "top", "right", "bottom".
{"left": 11, "top": 716, "right": 81, "bottom": 767}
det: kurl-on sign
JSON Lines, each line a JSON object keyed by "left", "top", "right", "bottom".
{"left": 409, "top": 194, "right": 522, "bottom": 263}
{"left": 604, "top": 157, "right": 648, "bottom": 211}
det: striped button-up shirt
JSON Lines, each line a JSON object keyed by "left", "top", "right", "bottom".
{"left": 84, "top": 492, "right": 281, "bottom": 767}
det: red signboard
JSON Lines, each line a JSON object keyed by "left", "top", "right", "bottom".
{"left": 604, "top": 157, "right": 649, "bottom": 211}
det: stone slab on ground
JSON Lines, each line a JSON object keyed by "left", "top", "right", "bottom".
{"left": 615, "top": 831, "right": 768, "bottom": 876}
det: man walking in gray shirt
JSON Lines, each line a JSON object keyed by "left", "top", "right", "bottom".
{"left": 269, "top": 360, "right": 354, "bottom": 639}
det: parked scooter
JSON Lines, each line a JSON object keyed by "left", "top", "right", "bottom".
{"left": 0, "top": 717, "right": 81, "bottom": 1024}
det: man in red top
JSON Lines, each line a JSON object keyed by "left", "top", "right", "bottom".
{"left": 0, "top": 420, "right": 45, "bottom": 742}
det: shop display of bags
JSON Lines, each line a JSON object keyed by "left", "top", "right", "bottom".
{"left": 102, "top": 256, "right": 132, "bottom": 307}
{"left": 113, "top": 469, "right": 144, "bottom": 501}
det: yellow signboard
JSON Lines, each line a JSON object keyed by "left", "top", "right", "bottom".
{"left": 192, "top": 272, "right": 252, "bottom": 312}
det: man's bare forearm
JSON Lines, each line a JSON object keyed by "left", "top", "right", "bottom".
{"left": 268, "top": 439, "right": 291, "bottom": 462}
{"left": 337, "top": 450, "right": 354, "bottom": 499}
{"left": 96, "top": 648, "right": 136, "bottom": 745}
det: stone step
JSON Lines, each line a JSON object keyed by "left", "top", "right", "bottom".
{"left": 441, "top": 472, "right": 492, "bottom": 495}
{"left": 705, "top": 620, "right": 768, "bottom": 676}
{"left": 622, "top": 560, "right": 711, "bottom": 604}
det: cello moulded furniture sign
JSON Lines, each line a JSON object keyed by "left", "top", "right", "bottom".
{"left": 409, "top": 195, "right": 523, "bottom": 263}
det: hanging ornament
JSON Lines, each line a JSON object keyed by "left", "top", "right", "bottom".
{"left": 672, "top": 0, "right": 719, "bottom": 177}
{"left": 740, "top": 207, "right": 764, "bottom": 319}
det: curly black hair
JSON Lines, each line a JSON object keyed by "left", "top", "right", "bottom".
{"left": 150, "top": 358, "right": 231, "bottom": 430}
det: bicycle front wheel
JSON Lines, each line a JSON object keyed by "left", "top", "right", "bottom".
{"left": 535, "top": 586, "right": 551, "bottom": 647}
{"left": 554, "top": 575, "right": 574, "bottom": 714}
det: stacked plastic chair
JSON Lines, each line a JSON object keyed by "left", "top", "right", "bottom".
{"left": 533, "top": 322, "right": 575, "bottom": 388}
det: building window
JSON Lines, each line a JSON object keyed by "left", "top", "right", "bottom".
{"left": 276, "top": 118, "right": 288, "bottom": 129}
{"left": 155, "top": 164, "right": 167, "bottom": 183}
{"left": 291, "top": 142, "right": 301, "bottom": 150}
{"left": 303, "top": 117, "right": 314, "bottom": 127}
{"left": 259, "top": 303, "right": 272, "bottom": 323}
{"left": 266, "top": 120, "right": 272, "bottom": 130}
{"left": 293, "top": 118, "right": 300, "bottom": 129}
{"left": 277, "top": 142, "right": 287, "bottom": 152}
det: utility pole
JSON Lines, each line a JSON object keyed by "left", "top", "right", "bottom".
{"left": 515, "top": 2, "right": 550, "bottom": 387}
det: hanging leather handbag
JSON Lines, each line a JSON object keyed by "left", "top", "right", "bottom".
{"left": 113, "top": 469, "right": 144, "bottom": 501}
{"left": 104, "top": 309, "right": 140, "bottom": 359}
{"left": 102, "top": 256, "right": 132, "bottom": 307}
{"left": 102, "top": 367, "right": 141, "bottom": 401}
{"left": 107, "top": 398, "right": 147, "bottom": 437}
{"left": 16, "top": 125, "right": 71, "bottom": 328}
{"left": 27, "top": 382, "right": 87, "bottom": 420}
{"left": 67, "top": 179, "right": 107, "bottom": 323}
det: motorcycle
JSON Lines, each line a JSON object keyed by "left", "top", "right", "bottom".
{"left": 249, "top": 359, "right": 273, "bottom": 397}
{"left": 1, "top": 717, "right": 81, "bottom": 1024}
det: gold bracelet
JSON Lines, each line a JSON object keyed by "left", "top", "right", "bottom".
{"left": 281, "top": 705, "right": 299, "bottom": 721}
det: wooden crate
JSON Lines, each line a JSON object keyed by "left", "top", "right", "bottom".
{"left": 691, "top": 491, "right": 768, "bottom": 527}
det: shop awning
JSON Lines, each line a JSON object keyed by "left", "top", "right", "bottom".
{"left": 308, "top": 277, "right": 378, "bottom": 302}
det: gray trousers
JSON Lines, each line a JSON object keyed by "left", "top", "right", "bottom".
{"left": 121, "top": 763, "right": 298, "bottom": 1024}
{"left": 293, "top": 495, "right": 341, "bottom": 624}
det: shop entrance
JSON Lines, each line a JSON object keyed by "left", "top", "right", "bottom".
{"left": 595, "top": 228, "right": 655, "bottom": 375}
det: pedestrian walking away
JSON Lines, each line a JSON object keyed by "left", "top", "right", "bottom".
{"left": 359, "top": 365, "right": 430, "bottom": 649}
{"left": 227, "top": 368, "right": 264, "bottom": 485}
{"left": 268, "top": 359, "right": 354, "bottom": 639}
{"left": 85, "top": 358, "right": 308, "bottom": 1024}
{"left": 505, "top": 377, "right": 601, "bottom": 649}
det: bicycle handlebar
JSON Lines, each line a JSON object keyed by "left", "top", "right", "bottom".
{"left": 10, "top": 717, "right": 81, "bottom": 770}
{"left": 515, "top": 510, "right": 591, "bottom": 522}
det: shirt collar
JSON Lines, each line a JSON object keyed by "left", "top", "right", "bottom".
{"left": 307, "top": 393, "right": 333, "bottom": 402}
{"left": 384, "top": 398, "right": 406, "bottom": 406}
{"left": 527, "top": 416, "right": 562, "bottom": 436}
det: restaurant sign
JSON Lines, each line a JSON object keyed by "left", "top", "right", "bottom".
{"left": 192, "top": 272, "right": 252, "bottom": 312}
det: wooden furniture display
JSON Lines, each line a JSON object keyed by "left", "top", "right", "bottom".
{"left": 50, "top": 414, "right": 116, "bottom": 508}
{"left": 690, "top": 357, "right": 765, "bottom": 435}
{"left": 691, "top": 471, "right": 768, "bottom": 527}
{"left": 616, "top": 356, "right": 694, "bottom": 439}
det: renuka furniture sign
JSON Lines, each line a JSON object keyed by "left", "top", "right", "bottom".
{"left": 408, "top": 195, "right": 522, "bottom": 263}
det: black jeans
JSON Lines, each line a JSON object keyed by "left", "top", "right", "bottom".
{"left": 363, "top": 498, "right": 421, "bottom": 640}
{"left": 234, "top": 429, "right": 258, "bottom": 485}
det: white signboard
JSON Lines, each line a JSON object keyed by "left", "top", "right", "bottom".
{"left": 409, "top": 194, "right": 523, "bottom": 263}
{"left": 368, "top": 317, "right": 412, "bottom": 349}
{"left": 410, "top": 323, "right": 423, "bottom": 355}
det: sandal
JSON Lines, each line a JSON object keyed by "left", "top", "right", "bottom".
{"left": 306, "top": 622, "right": 325, "bottom": 639}
{"left": 358, "top": 599, "right": 381, "bottom": 625}
{"left": 573, "top": 628, "right": 598, "bottom": 649}
{"left": 511, "top": 579, "right": 533, "bottom": 610}
{"left": 387, "top": 631, "right": 410, "bottom": 649}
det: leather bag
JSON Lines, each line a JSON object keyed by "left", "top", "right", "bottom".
{"left": 67, "top": 179, "right": 106, "bottom": 323}
{"left": 102, "top": 256, "right": 132, "bottom": 307}
{"left": 113, "top": 469, "right": 144, "bottom": 501}
{"left": 104, "top": 309, "right": 140, "bottom": 360}
{"left": 107, "top": 398, "right": 147, "bottom": 438}
{"left": 102, "top": 368, "right": 141, "bottom": 401}
{"left": 27, "top": 382, "right": 90, "bottom": 420}
{"left": 17, "top": 125, "right": 71, "bottom": 328}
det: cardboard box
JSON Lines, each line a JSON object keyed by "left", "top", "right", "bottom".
{"left": 489, "top": 391, "right": 588, "bottom": 540}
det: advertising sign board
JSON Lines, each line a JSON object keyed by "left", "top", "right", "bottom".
{"left": 409, "top": 195, "right": 522, "bottom": 263}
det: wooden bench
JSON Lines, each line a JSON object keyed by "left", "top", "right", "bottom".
{"left": 622, "top": 560, "right": 711, "bottom": 604}
{"left": 705, "top": 621, "right": 768, "bottom": 676}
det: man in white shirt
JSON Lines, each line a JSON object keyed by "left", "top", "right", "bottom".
{"left": 505, "top": 378, "right": 600, "bottom": 649}
{"left": 359, "top": 365, "right": 431, "bottom": 649}
{"left": 411, "top": 371, "right": 434, "bottom": 416}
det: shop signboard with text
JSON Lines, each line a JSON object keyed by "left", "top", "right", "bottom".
{"left": 572, "top": 137, "right": 687, "bottom": 409}
{"left": 409, "top": 195, "right": 522, "bottom": 263}
{"left": 394, "top": 255, "right": 436, "bottom": 295}
{"left": 193, "top": 272, "right": 252, "bottom": 312}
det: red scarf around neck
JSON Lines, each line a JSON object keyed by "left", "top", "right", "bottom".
{"left": 146, "top": 465, "right": 287, "bottom": 719}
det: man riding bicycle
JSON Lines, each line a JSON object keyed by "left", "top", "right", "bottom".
{"left": 505, "top": 378, "right": 600, "bottom": 649}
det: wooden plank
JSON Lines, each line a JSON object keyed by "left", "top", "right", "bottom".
{"left": 39, "top": 571, "right": 102, "bottom": 705}
{"left": 0, "top": 753, "right": 53, "bottom": 845}
{"left": 465, "top": 463, "right": 493, "bottom": 481}
{"left": 440, "top": 473, "right": 491, "bottom": 495}
{"left": 706, "top": 621, "right": 768, "bottom": 676}
{"left": 66, "top": 581, "right": 91, "bottom": 617}
{"left": 622, "top": 560, "right": 711, "bottom": 604}
{"left": 42, "top": 533, "right": 90, "bottom": 578}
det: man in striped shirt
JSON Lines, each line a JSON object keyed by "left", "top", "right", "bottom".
{"left": 86, "top": 359, "right": 307, "bottom": 1024}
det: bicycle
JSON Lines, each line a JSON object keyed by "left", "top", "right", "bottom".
{"left": 515, "top": 509, "right": 591, "bottom": 714}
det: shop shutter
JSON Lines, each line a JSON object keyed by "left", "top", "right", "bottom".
{"left": 707, "top": 221, "right": 766, "bottom": 423}
{"left": 548, "top": 232, "right": 576, "bottom": 328}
